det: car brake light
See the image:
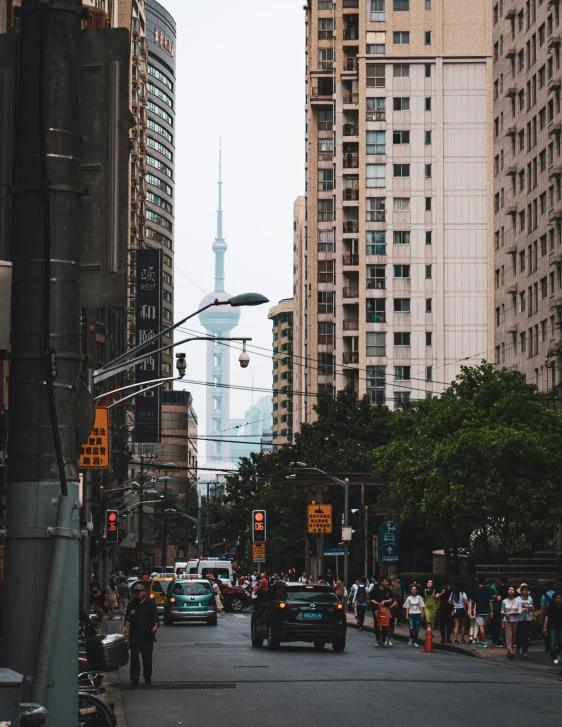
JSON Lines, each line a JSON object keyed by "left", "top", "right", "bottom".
{"left": 337, "top": 603, "right": 343, "bottom": 610}
{"left": 170, "top": 597, "right": 176, "bottom": 603}
{"left": 278, "top": 602, "right": 287, "bottom": 609}
{"left": 149, "top": 594, "right": 154, "bottom": 598}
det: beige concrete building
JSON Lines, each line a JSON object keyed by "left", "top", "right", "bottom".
{"left": 493, "top": 0, "right": 562, "bottom": 391}
{"left": 268, "top": 299, "right": 295, "bottom": 445}
{"left": 294, "top": 0, "right": 492, "bottom": 427}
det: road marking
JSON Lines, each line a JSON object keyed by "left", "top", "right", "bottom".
{"left": 232, "top": 614, "right": 249, "bottom": 619}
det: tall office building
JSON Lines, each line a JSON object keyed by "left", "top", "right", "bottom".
{"left": 295, "top": 0, "right": 492, "bottom": 427}
{"left": 268, "top": 299, "right": 295, "bottom": 445}
{"left": 493, "top": 0, "right": 562, "bottom": 390}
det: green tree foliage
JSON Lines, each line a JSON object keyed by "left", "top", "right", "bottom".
{"left": 208, "top": 386, "right": 392, "bottom": 571}
{"left": 151, "top": 492, "right": 194, "bottom": 559}
{"left": 371, "top": 364, "right": 562, "bottom": 570}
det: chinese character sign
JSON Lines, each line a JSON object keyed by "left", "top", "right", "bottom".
{"left": 135, "top": 248, "right": 162, "bottom": 443}
{"left": 79, "top": 407, "right": 110, "bottom": 469}
{"left": 307, "top": 504, "right": 332, "bottom": 534}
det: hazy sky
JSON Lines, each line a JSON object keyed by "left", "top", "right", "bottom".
{"left": 160, "top": 0, "right": 305, "bottom": 435}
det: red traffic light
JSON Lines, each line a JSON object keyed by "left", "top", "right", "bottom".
{"left": 108, "top": 512, "right": 117, "bottom": 522}
{"left": 105, "top": 509, "right": 119, "bottom": 543}
{"left": 252, "top": 510, "right": 266, "bottom": 542}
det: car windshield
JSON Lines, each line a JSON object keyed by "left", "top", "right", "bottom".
{"left": 173, "top": 581, "right": 211, "bottom": 596}
{"left": 202, "top": 568, "right": 230, "bottom": 581}
{"left": 284, "top": 588, "right": 339, "bottom": 603}
{"left": 151, "top": 580, "right": 172, "bottom": 593}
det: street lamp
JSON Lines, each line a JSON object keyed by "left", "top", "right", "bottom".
{"left": 287, "top": 463, "right": 350, "bottom": 589}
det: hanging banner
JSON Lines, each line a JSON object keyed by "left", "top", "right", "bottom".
{"left": 134, "top": 247, "right": 162, "bottom": 443}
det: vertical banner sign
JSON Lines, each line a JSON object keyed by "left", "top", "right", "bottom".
{"left": 79, "top": 407, "right": 110, "bottom": 469}
{"left": 135, "top": 248, "right": 162, "bottom": 443}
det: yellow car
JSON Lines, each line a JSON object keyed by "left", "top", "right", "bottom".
{"left": 148, "top": 576, "right": 174, "bottom": 614}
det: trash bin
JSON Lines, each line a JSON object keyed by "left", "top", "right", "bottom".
{"left": 85, "top": 634, "right": 129, "bottom": 671}
{"left": 0, "top": 668, "right": 23, "bottom": 726}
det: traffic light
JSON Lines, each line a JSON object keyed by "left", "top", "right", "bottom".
{"left": 252, "top": 510, "right": 266, "bottom": 542}
{"left": 307, "top": 535, "right": 318, "bottom": 557}
{"left": 105, "top": 509, "right": 119, "bottom": 544}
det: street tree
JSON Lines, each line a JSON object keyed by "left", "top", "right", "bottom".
{"left": 371, "top": 364, "right": 562, "bottom": 571}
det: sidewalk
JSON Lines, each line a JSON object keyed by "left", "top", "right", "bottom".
{"left": 347, "top": 611, "right": 562, "bottom": 676}
{"left": 99, "top": 618, "right": 129, "bottom": 727}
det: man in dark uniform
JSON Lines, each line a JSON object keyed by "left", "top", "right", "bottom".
{"left": 125, "top": 583, "right": 159, "bottom": 686}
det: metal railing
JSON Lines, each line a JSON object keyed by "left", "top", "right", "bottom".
{"left": 343, "top": 288, "right": 359, "bottom": 298}
{"left": 343, "top": 320, "right": 359, "bottom": 331}
{"left": 343, "top": 253, "right": 359, "bottom": 265}
{"left": 343, "top": 351, "right": 359, "bottom": 364}
{"left": 343, "top": 220, "right": 359, "bottom": 233}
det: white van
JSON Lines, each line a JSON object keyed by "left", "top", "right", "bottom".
{"left": 182, "top": 558, "right": 233, "bottom": 585}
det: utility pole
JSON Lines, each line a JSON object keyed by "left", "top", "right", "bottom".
{"left": 138, "top": 456, "right": 145, "bottom": 573}
{"left": 1, "top": 1, "right": 82, "bottom": 722}
{"left": 80, "top": 368, "right": 95, "bottom": 612}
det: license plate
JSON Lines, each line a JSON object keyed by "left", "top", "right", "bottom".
{"left": 302, "top": 612, "right": 323, "bottom": 620}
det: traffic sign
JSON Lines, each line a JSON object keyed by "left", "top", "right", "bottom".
{"left": 80, "top": 406, "right": 110, "bottom": 469}
{"left": 324, "top": 546, "right": 345, "bottom": 556}
{"left": 378, "top": 521, "right": 401, "bottom": 544}
{"left": 379, "top": 543, "right": 400, "bottom": 564}
{"left": 252, "top": 542, "right": 266, "bottom": 562}
{"left": 307, "top": 503, "right": 332, "bottom": 534}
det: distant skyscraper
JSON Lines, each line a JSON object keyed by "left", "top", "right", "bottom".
{"left": 199, "top": 145, "right": 240, "bottom": 467}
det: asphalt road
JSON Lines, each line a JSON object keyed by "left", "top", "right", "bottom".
{"left": 112, "top": 613, "right": 561, "bottom": 727}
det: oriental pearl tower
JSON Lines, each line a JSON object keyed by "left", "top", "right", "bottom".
{"left": 198, "top": 145, "right": 239, "bottom": 468}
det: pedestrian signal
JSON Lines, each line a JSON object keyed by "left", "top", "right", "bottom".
{"left": 252, "top": 510, "right": 266, "bottom": 542}
{"left": 105, "top": 509, "right": 119, "bottom": 544}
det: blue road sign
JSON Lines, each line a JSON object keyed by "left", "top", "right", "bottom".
{"left": 379, "top": 543, "right": 400, "bottom": 564}
{"left": 324, "top": 546, "right": 345, "bottom": 556}
{"left": 378, "top": 521, "right": 401, "bottom": 544}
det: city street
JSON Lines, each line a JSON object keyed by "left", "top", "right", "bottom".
{"left": 107, "top": 614, "right": 561, "bottom": 726}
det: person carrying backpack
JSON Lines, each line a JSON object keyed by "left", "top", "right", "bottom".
{"left": 540, "top": 583, "right": 556, "bottom": 653}
{"left": 355, "top": 578, "right": 369, "bottom": 629}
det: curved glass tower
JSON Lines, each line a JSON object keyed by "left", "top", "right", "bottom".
{"left": 199, "top": 146, "right": 239, "bottom": 466}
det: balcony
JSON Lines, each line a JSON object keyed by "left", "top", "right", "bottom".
{"left": 343, "top": 287, "right": 359, "bottom": 298}
{"left": 343, "top": 319, "right": 359, "bottom": 331}
{"left": 548, "top": 34, "right": 561, "bottom": 50}
{"left": 343, "top": 253, "right": 359, "bottom": 266}
{"left": 343, "top": 220, "right": 359, "bottom": 233}
{"left": 343, "top": 153, "right": 359, "bottom": 168}
{"left": 506, "top": 126, "right": 517, "bottom": 136}
{"left": 548, "top": 77, "right": 561, "bottom": 93}
{"left": 344, "top": 58, "right": 358, "bottom": 72}
{"left": 343, "top": 351, "right": 359, "bottom": 365}
{"left": 343, "top": 28, "right": 358, "bottom": 40}
{"left": 506, "top": 165, "right": 517, "bottom": 175}
{"left": 343, "top": 92, "right": 359, "bottom": 105}
{"left": 550, "top": 253, "right": 562, "bottom": 264}
{"left": 343, "top": 123, "right": 359, "bottom": 137}
{"left": 549, "top": 122, "right": 562, "bottom": 135}
{"left": 366, "top": 313, "right": 386, "bottom": 323}
{"left": 505, "top": 47, "right": 516, "bottom": 58}
{"left": 343, "top": 187, "right": 359, "bottom": 201}
{"left": 311, "top": 82, "right": 334, "bottom": 103}
{"left": 505, "top": 87, "right": 517, "bottom": 97}
{"left": 549, "top": 207, "right": 562, "bottom": 222}
{"left": 343, "top": 0, "right": 359, "bottom": 6}
{"left": 366, "top": 110, "right": 385, "bottom": 121}
{"left": 549, "top": 166, "right": 562, "bottom": 177}
{"left": 505, "top": 205, "right": 517, "bottom": 216}
{"left": 366, "top": 279, "right": 385, "bottom": 289}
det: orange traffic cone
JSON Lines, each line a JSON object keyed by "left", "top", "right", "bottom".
{"left": 422, "top": 623, "right": 435, "bottom": 653}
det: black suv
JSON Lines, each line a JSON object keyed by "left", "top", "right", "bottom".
{"left": 251, "top": 583, "right": 346, "bottom": 652}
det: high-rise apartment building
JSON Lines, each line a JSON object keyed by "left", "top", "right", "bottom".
{"left": 268, "top": 299, "right": 295, "bottom": 445}
{"left": 493, "top": 0, "right": 562, "bottom": 390}
{"left": 295, "top": 0, "right": 492, "bottom": 426}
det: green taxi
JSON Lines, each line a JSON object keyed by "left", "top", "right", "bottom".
{"left": 163, "top": 577, "right": 217, "bottom": 626}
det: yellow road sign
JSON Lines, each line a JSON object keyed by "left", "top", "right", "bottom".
{"left": 80, "top": 407, "right": 110, "bottom": 469}
{"left": 307, "top": 503, "right": 332, "bottom": 534}
{"left": 252, "top": 542, "right": 266, "bottom": 562}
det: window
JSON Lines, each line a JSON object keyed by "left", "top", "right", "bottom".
{"left": 425, "top": 164, "right": 432, "bottom": 178}
{"left": 318, "top": 322, "right": 335, "bottom": 345}
{"left": 318, "top": 260, "right": 335, "bottom": 284}
{"left": 367, "top": 164, "right": 386, "bottom": 187}
{"left": 148, "top": 82, "right": 173, "bottom": 108}
{"left": 394, "top": 298, "right": 410, "bottom": 312}
{"left": 394, "top": 332, "right": 411, "bottom": 345}
{"left": 367, "top": 197, "right": 386, "bottom": 221}
{"left": 318, "top": 353, "right": 334, "bottom": 375}
{"left": 366, "top": 65, "right": 385, "bottom": 88}
{"left": 424, "top": 31, "right": 432, "bottom": 44}
{"left": 425, "top": 197, "right": 432, "bottom": 211}
{"left": 147, "top": 209, "right": 172, "bottom": 231}
{"left": 425, "top": 97, "right": 432, "bottom": 111}
{"left": 394, "top": 366, "right": 411, "bottom": 380}
{"left": 395, "top": 392, "right": 411, "bottom": 407}
{"left": 393, "top": 197, "right": 410, "bottom": 211}
{"left": 318, "top": 17, "right": 334, "bottom": 39}
{"left": 426, "top": 366, "right": 432, "bottom": 381}
{"left": 367, "top": 31, "right": 386, "bottom": 54}
{"left": 425, "top": 231, "right": 432, "bottom": 245}
{"left": 147, "top": 173, "right": 172, "bottom": 197}
{"left": 367, "top": 98, "right": 386, "bottom": 121}
{"left": 366, "top": 131, "right": 386, "bottom": 154}
{"left": 367, "top": 298, "right": 386, "bottom": 322}
{"left": 318, "top": 292, "right": 334, "bottom": 314}
{"left": 425, "top": 298, "right": 432, "bottom": 312}
{"left": 393, "top": 164, "right": 410, "bottom": 177}
{"left": 394, "top": 264, "right": 410, "bottom": 278}
{"left": 520, "top": 331, "right": 527, "bottom": 353}
{"left": 318, "top": 47, "right": 334, "bottom": 70}
{"left": 147, "top": 155, "right": 173, "bottom": 178}
{"left": 146, "top": 227, "right": 172, "bottom": 248}
{"left": 367, "top": 366, "right": 386, "bottom": 404}
{"left": 425, "top": 64, "right": 431, "bottom": 77}
{"left": 393, "top": 231, "right": 411, "bottom": 245}
{"left": 318, "top": 199, "right": 334, "bottom": 221}
{"left": 425, "top": 130, "right": 432, "bottom": 144}
{"left": 539, "top": 23, "right": 545, "bottom": 46}
{"left": 541, "top": 276, "right": 548, "bottom": 298}
{"left": 148, "top": 136, "right": 172, "bottom": 161}
{"left": 393, "top": 31, "right": 410, "bottom": 44}
{"left": 393, "top": 64, "right": 410, "bottom": 78}
{"left": 393, "top": 130, "right": 410, "bottom": 144}
{"left": 148, "top": 118, "right": 173, "bottom": 144}
{"left": 317, "top": 0, "right": 331, "bottom": 7}
{"left": 367, "top": 265, "right": 386, "bottom": 288}
{"left": 541, "top": 234, "right": 547, "bottom": 256}
{"left": 393, "top": 97, "right": 410, "bottom": 111}
{"left": 148, "top": 99, "right": 173, "bottom": 125}
{"left": 318, "top": 168, "right": 334, "bottom": 190}
{"left": 371, "top": 0, "right": 386, "bottom": 22}
{"left": 318, "top": 229, "right": 335, "bottom": 252}
{"left": 425, "top": 264, "right": 432, "bottom": 279}
{"left": 367, "top": 231, "right": 386, "bottom": 255}
{"left": 318, "top": 139, "right": 334, "bottom": 160}
{"left": 393, "top": 0, "right": 409, "bottom": 9}
{"left": 520, "top": 291, "right": 526, "bottom": 313}
{"left": 317, "top": 109, "right": 332, "bottom": 131}
{"left": 367, "top": 333, "right": 386, "bottom": 357}
{"left": 147, "top": 191, "right": 173, "bottom": 214}
{"left": 148, "top": 64, "right": 173, "bottom": 90}
{"left": 425, "top": 331, "right": 433, "bottom": 346}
